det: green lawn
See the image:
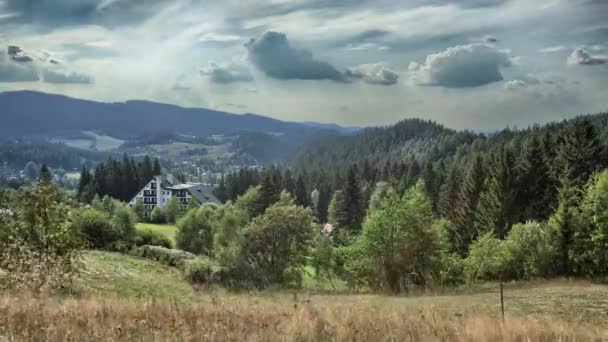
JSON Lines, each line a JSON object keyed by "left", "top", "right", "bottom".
{"left": 136, "top": 223, "right": 177, "bottom": 246}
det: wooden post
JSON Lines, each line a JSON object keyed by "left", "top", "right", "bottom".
{"left": 499, "top": 277, "right": 505, "bottom": 322}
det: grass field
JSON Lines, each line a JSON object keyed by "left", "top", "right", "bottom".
{"left": 135, "top": 223, "right": 177, "bottom": 245}
{"left": 2, "top": 251, "right": 608, "bottom": 340}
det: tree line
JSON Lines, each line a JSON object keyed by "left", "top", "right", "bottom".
{"left": 77, "top": 154, "right": 162, "bottom": 203}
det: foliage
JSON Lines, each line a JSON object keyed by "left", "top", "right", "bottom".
{"left": 0, "top": 181, "right": 83, "bottom": 293}
{"left": 183, "top": 257, "right": 225, "bottom": 284}
{"left": 241, "top": 201, "right": 315, "bottom": 287}
{"left": 572, "top": 170, "right": 608, "bottom": 278}
{"left": 502, "top": 221, "right": 556, "bottom": 280}
{"left": 135, "top": 229, "right": 172, "bottom": 249}
{"left": 352, "top": 182, "right": 443, "bottom": 292}
{"left": 71, "top": 209, "right": 119, "bottom": 249}
{"left": 175, "top": 205, "right": 216, "bottom": 255}
{"left": 464, "top": 233, "right": 505, "bottom": 282}
{"left": 132, "top": 198, "right": 146, "bottom": 221}
{"left": 163, "top": 197, "right": 181, "bottom": 224}
{"left": 131, "top": 245, "right": 195, "bottom": 268}
{"left": 149, "top": 206, "right": 164, "bottom": 224}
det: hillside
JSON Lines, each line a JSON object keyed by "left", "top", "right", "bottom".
{"left": 0, "top": 91, "right": 351, "bottom": 166}
{"left": 288, "top": 113, "right": 608, "bottom": 172}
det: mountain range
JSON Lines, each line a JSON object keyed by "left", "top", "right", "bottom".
{"left": 0, "top": 91, "right": 357, "bottom": 139}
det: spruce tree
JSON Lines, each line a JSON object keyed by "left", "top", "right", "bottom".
{"left": 452, "top": 154, "right": 485, "bottom": 256}
{"left": 153, "top": 158, "right": 162, "bottom": 176}
{"left": 342, "top": 165, "right": 364, "bottom": 232}
{"left": 77, "top": 165, "right": 91, "bottom": 200}
{"left": 294, "top": 174, "right": 310, "bottom": 207}
{"left": 556, "top": 119, "right": 604, "bottom": 188}
{"left": 474, "top": 145, "right": 519, "bottom": 239}
{"left": 517, "top": 134, "right": 553, "bottom": 221}
{"left": 438, "top": 164, "right": 461, "bottom": 222}
{"left": 39, "top": 164, "right": 51, "bottom": 183}
{"left": 547, "top": 174, "right": 580, "bottom": 276}
{"left": 253, "top": 172, "right": 280, "bottom": 217}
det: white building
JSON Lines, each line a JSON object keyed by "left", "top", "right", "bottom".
{"left": 128, "top": 174, "right": 221, "bottom": 211}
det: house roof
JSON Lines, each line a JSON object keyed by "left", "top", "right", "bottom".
{"left": 184, "top": 183, "right": 222, "bottom": 206}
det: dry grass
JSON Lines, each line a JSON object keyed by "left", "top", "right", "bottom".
{"left": 0, "top": 292, "right": 606, "bottom": 341}
{"left": 3, "top": 251, "right": 608, "bottom": 341}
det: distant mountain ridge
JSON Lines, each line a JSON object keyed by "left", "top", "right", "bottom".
{"left": 0, "top": 91, "right": 350, "bottom": 140}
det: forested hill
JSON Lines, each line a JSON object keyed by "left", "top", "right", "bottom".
{"left": 288, "top": 118, "right": 474, "bottom": 170}
{"left": 288, "top": 113, "right": 608, "bottom": 172}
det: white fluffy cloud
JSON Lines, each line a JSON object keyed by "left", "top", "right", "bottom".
{"left": 408, "top": 43, "right": 514, "bottom": 87}
{"left": 567, "top": 48, "right": 606, "bottom": 65}
{"left": 345, "top": 63, "right": 399, "bottom": 85}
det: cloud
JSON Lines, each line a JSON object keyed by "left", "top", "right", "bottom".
{"left": 408, "top": 43, "right": 513, "bottom": 88}
{"left": 345, "top": 63, "right": 399, "bottom": 85}
{"left": 201, "top": 61, "right": 254, "bottom": 84}
{"left": 483, "top": 35, "right": 498, "bottom": 43}
{"left": 42, "top": 69, "right": 93, "bottom": 84}
{"left": 567, "top": 48, "right": 606, "bottom": 65}
{"left": 7, "top": 45, "right": 33, "bottom": 62}
{"left": 199, "top": 32, "right": 242, "bottom": 43}
{"left": 540, "top": 45, "right": 569, "bottom": 53}
{"left": 246, "top": 32, "right": 346, "bottom": 82}
{"left": 0, "top": 45, "right": 92, "bottom": 83}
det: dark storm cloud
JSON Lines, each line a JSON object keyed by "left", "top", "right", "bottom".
{"left": 246, "top": 32, "right": 346, "bottom": 82}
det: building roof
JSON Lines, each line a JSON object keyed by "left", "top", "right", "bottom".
{"left": 160, "top": 174, "right": 222, "bottom": 205}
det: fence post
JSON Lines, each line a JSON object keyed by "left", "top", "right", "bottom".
{"left": 500, "top": 276, "right": 505, "bottom": 322}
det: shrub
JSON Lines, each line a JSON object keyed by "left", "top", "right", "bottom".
{"left": 163, "top": 197, "right": 181, "bottom": 224}
{"left": 464, "top": 233, "right": 506, "bottom": 282}
{"left": 183, "top": 257, "right": 225, "bottom": 284}
{"left": 176, "top": 205, "right": 216, "bottom": 255}
{"left": 71, "top": 209, "right": 119, "bottom": 249}
{"left": 241, "top": 202, "right": 315, "bottom": 288}
{"left": 111, "top": 205, "right": 137, "bottom": 242}
{"left": 135, "top": 230, "right": 172, "bottom": 249}
{"left": 150, "top": 206, "right": 165, "bottom": 224}
{"left": 131, "top": 245, "right": 195, "bottom": 268}
{"left": 502, "top": 221, "right": 556, "bottom": 279}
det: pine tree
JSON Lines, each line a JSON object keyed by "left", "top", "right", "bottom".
{"left": 452, "top": 154, "right": 485, "bottom": 256}
{"left": 253, "top": 172, "right": 280, "bottom": 217}
{"left": 39, "top": 164, "right": 51, "bottom": 183}
{"left": 77, "top": 165, "right": 91, "bottom": 200}
{"left": 438, "top": 164, "right": 461, "bottom": 222}
{"left": 328, "top": 190, "right": 348, "bottom": 228}
{"left": 556, "top": 119, "right": 605, "bottom": 188}
{"left": 153, "top": 158, "right": 162, "bottom": 176}
{"left": 294, "top": 174, "right": 309, "bottom": 207}
{"left": 421, "top": 160, "right": 439, "bottom": 212}
{"left": 517, "top": 134, "right": 553, "bottom": 221}
{"left": 215, "top": 175, "right": 228, "bottom": 203}
{"left": 342, "top": 165, "right": 364, "bottom": 232}
{"left": 475, "top": 145, "right": 519, "bottom": 239}
{"left": 547, "top": 175, "right": 580, "bottom": 276}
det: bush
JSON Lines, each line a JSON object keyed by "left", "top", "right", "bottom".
{"left": 131, "top": 245, "right": 195, "bottom": 268}
{"left": 176, "top": 205, "right": 216, "bottom": 255}
{"left": 183, "top": 257, "right": 225, "bottom": 284}
{"left": 150, "top": 206, "right": 165, "bottom": 224}
{"left": 71, "top": 209, "right": 120, "bottom": 249}
{"left": 111, "top": 205, "right": 137, "bottom": 242}
{"left": 135, "top": 230, "right": 173, "bottom": 249}
{"left": 502, "top": 221, "right": 556, "bottom": 279}
{"left": 464, "top": 233, "right": 506, "bottom": 282}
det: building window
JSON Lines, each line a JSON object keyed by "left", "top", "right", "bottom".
{"left": 151, "top": 182, "right": 157, "bottom": 190}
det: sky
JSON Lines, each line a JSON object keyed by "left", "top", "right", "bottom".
{"left": 0, "top": 0, "right": 606, "bottom": 130}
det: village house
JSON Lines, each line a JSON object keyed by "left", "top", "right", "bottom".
{"left": 128, "top": 174, "right": 221, "bottom": 211}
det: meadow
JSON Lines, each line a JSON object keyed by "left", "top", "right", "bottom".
{"left": 135, "top": 223, "right": 177, "bottom": 246}
{"left": 2, "top": 250, "right": 606, "bottom": 341}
